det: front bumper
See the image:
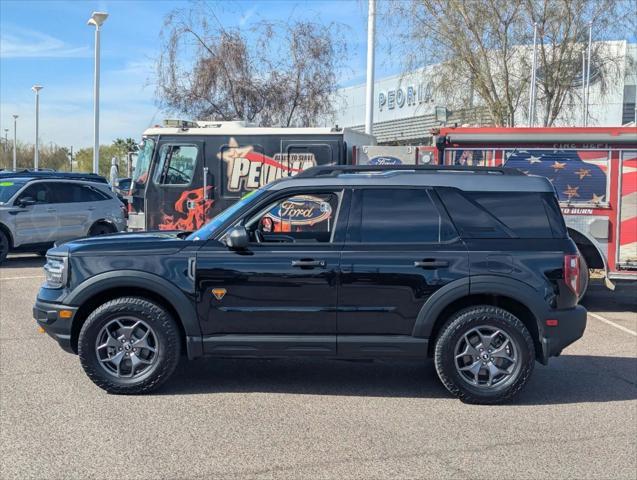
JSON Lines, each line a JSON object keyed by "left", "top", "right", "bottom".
{"left": 33, "top": 300, "right": 78, "bottom": 354}
{"left": 540, "top": 304, "right": 587, "bottom": 364}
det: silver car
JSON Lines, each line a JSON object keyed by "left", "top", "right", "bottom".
{"left": 0, "top": 177, "right": 127, "bottom": 263}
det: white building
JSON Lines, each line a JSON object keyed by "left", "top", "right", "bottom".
{"left": 331, "top": 41, "right": 636, "bottom": 145}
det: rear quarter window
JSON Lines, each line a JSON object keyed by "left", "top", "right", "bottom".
{"left": 438, "top": 188, "right": 562, "bottom": 239}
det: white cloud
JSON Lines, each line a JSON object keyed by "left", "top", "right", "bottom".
{"left": 0, "top": 27, "right": 91, "bottom": 58}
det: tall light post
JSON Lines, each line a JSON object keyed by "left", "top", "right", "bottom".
{"left": 364, "top": 0, "right": 376, "bottom": 135}
{"left": 88, "top": 11, "right": 108, "bottom": 174}
{"left": 12, "top": 115, "right": 18, "bottom": 171}
{"left": 527, "top": 22, "right": 538, "bottom": 127}
{"left": 32, "top": 85, "right": 43, "bottom": 171}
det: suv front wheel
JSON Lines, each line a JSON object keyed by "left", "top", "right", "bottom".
{"left": 78, "top": 297, "right": 181, "bottom": 394}
{"left": 434, "top": 305, "right": 535, "bottom": 405}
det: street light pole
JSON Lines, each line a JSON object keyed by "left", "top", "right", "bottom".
{"left": 364, "top": 0, "right": 376, "bottom": 135}
{"left": 32, "top": 85, "right": 43, "bottom": 171}
{"left": 88, "top": 11, "right": 108, "bottom": 174}
{"left": 12, "top": 115, "right": 18, "bottom": 171}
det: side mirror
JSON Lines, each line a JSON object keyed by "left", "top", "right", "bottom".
{"left": 225, "top": 226, "right": 249, "bottom": 250}
{"left": 17, "top": 197, "right": 36, "bottom": 208}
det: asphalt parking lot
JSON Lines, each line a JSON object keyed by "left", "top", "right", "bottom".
{"left": 1, "top": 255, "right": 635, "bottom": 479}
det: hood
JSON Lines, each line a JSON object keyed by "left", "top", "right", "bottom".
{"left": 50, "top": 230, "right": 191, "bottom": 257}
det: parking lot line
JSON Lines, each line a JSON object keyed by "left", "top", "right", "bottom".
{"left": 588, "top": 312, "right": 637, "bottom": 337}
{"left": 0, "top": 275, "right": 44, "bottom": 281}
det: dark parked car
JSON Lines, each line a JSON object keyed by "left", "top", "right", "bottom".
{"left": 33, "top": 165, "right": 587, "bottom": 404}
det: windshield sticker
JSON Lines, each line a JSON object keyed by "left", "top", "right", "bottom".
{"left": 219, "top": 137, "right": 316, "bottom": 192}
{"left": 0, "top": 182, "right": 14, "bottom": 186}
{"left": 267, "top": 195, "right": 332, "bottom": 226}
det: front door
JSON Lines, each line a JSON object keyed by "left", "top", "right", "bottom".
{"left": 13, "top": 182, "right": 59, "bottom": 245}
{"left": 339, "top": 187, "right": 469, "bottom": 336}
{"left": 196, "top": 189, "right": 348, "bottom": 354}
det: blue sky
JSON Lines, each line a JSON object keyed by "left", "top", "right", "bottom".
{"left": 1, "top": 0, "right": 396, "bottom": 149}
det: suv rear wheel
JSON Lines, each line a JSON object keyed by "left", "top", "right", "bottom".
{"left": 434, "top": 305, "right": 535, "bottom": 405}
{"left": 78, "top": 297, "right": 181, "bottom": 394}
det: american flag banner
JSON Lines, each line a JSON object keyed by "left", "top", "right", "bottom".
{"left": 619, "top": 151, "right": 637, "bottom": 265}
{"left": 503, "top": 149, "right": 608, "bottom": 204}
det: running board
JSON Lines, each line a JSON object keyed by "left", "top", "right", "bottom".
{"left": 200, "top": 334, "right": 428, "bottom": 359}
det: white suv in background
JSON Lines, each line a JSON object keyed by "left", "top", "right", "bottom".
{"left": 0, "top": 174, "right": 127, "bottom": 263}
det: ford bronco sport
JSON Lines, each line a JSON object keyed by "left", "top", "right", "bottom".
{"left": 33, "top": 165, "right": 587, "bottom": 404}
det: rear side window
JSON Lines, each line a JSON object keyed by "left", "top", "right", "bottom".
{"left": 438, "top": 188, "right": 561, "bottom": 238}
{"left": 54, "top": 184, "right": 110, "bottom": 203}
{"left": 357, "top": 188, "right": 455, "bottom": 243}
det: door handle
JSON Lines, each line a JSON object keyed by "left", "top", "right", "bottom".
{"left": 87, "top": 207, "right": 96, "bottom": 211}
{"left": 291, "top": 259, "right": 326, "bottom": 268}
{"left": 46, "top": 208, "right": 56, "bottom": 213}
{"left": 414, "top": 259, "right": 449, "bottom": 269}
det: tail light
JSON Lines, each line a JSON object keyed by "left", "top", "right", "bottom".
{"left": 564, "top": 254, "right": 580, "bottom": 296}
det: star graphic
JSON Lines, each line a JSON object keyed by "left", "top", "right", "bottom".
{"left": 574, "top": 168, "right": 591, "bottom": 180}
{"left": 217, "top": 137, "right": 254, "bottom": 162}
{"left": 591, "top": 193, "right": 605, "bottom": 203}
{"left": 527, "top": 155, "right": 542, "bottom": 164}
{"left": 563, "top": 185, "right": 580, "bottom": 199}
{"left": 552, "top": 161, "right": 566, "bottom": 170}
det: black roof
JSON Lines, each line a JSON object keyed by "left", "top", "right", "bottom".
{"left": 270, "top": 165, "right": 554, "bottom": 193}
{"left": 0, "top": 170, "right": 108, "bottom": 184}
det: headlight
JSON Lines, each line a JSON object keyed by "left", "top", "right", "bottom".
{"left": 44, "top": 256, "right": 68, "bottom": 289}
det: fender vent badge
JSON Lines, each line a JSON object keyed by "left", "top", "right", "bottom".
{"left": 211, "top": 288, "right": 227, "bottom": 300}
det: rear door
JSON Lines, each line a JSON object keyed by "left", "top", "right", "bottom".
{"left": 53, "top": 183, "right": 108, "bottom": 241}
{"left": 339, "top": 187, "right": 469, "bottom": 336}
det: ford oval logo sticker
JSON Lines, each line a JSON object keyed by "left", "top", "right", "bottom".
{"left": 267, "top": 195, "right": 332, "bottom": 226}
{"left": 369, "top": 156, "right": 403, "bottom": 165}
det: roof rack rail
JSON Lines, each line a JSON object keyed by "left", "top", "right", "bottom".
{"left": 0, "top": 170, "right": 108, "bottom": 183}
{"left": 295, "top": 165, "right": 524, "bottom": 178}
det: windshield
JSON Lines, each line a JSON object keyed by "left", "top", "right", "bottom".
{"left": 187, "top": 188, "right": 267, "bottom": 241}
{"left": 0, "top": 180, "right": 26, "bottom": 204}
{"left": 132, "top": 138, "right": 155, "bottom": 186}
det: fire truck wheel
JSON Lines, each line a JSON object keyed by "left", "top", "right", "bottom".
{"left": 578, "top": 255, "right": 590, "bottom": 302}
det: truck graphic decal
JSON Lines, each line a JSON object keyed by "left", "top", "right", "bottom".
{"left": 159, "top": 186, "right": 214, "bottom": 231}
{"left": 219, "top": 137, "right": 316, "bottom": 192}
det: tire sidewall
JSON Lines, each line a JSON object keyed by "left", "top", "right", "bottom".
{"left": 0, "top": 231, "right": 8, "bottom": 263}
{"left": 435, "top": 307, "right": 535, "bottom": 404}
{"left": 78, "top": 298, "right": 180, "bottom": 393}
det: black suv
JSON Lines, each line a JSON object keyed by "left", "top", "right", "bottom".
{"left": 33, "top": 166, "right": 587, "bottom": 404}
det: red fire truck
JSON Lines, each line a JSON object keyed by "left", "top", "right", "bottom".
{"left": 430, "top": 126, "right": 637, "bottom": 294}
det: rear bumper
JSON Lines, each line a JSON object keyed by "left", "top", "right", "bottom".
{"left": 540, "top": 305, "right": 587, "bottom": 364}
{"left": 32, "top": 300, "right": 78, "bottom": 354}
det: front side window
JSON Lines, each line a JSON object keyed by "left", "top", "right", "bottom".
{"left": 358, "top": 188, "right": 454, "bottom": 243}
{"left": 155, "top": 144, "right": 197, "bottom": 185}
{"left": 16, "top": 182, "right": 54, "bottom": 204}
{"left": 246, "top": 192, "right": 340, "bottom": 244}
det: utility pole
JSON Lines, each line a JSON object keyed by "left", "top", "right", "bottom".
{"left": 581, "top": 51, "right": 586, "bottom": 126}
{"left": 364, "top": 0, "right": 376, "bottom": 135}
{"left": 527, "top": 22, "right": 538, "bottom": 127}
{"left": 12, "top": 115, "right": 18, "bottom": 171}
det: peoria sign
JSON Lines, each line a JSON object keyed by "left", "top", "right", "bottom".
{"left": 219, "top": 138, "right": 316, "bottom": 192}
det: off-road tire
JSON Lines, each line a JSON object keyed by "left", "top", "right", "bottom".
{"left": 0, "top": 230, "right": 8, "bottom": 264}
{"left": 78, "top": 297, "right": 181, "bottom": 394}
{"left": 578, "top": 255, "right": 590, "bottom": 303}
{"left": 434, "top": 305, "right": 535, "bottom": 405}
